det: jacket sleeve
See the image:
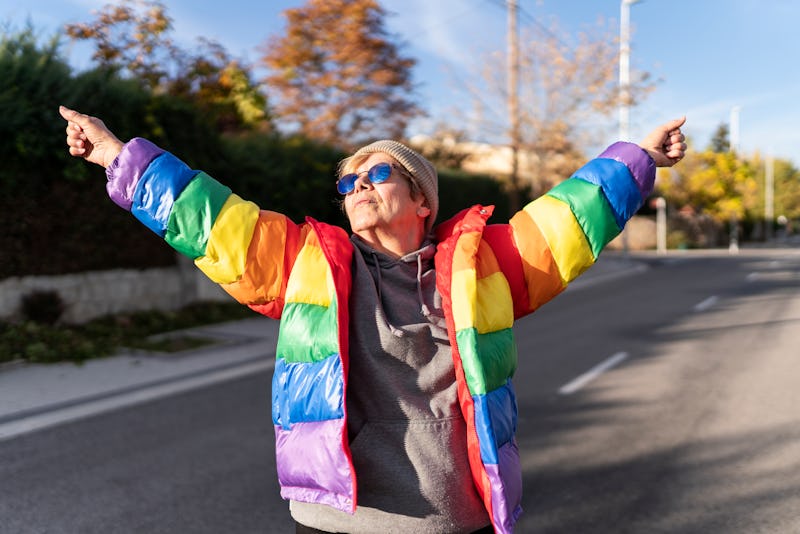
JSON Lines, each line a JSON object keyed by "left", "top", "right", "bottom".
{"left": 105, "top": 137, "right": 307, "bottom": 318}
{"left": 500, "top": 141, "right": 655, "bottom": 316}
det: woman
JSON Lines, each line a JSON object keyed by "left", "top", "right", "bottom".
{"left": 61, "top": 106, "right": 685, "bottom": 533}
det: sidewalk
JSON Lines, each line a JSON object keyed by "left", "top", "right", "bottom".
{"left": 0, "top": 253, "right": 645, "bottom": 441}
{"left": 0, "top": 316, "right": 279, "bottom": 440}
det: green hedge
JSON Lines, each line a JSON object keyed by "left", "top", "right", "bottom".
{"left": 438, "top": 168, "right": 513, "bottom": 223}
{"left": 1, "top": 28, "right": 519, "bottom": 279}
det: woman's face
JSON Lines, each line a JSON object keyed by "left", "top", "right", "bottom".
{"left": 343, "top": 153, "right": 429, "bottom": 254}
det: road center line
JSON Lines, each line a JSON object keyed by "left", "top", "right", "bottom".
{"left": 558, "top": 352, "right": 629, "bottom": 395}
{"left": 694, "top": 295, "right": 719, "bottom": 312}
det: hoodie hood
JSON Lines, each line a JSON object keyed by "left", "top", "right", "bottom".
{"left": 351, "top": 235, "right": 442, "bottom": 336}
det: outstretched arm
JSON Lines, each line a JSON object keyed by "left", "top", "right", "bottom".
{"left": 59, "top": 106, "right": 124, "bottom": 168}
{"left": 501, "top": 116, "right": 688, "bottom": 317}
{"left": 58, "top": 105, "right": 308, "bottom": 319}
{"left": 639, "top": 116, "right": 687, "bottom": 167}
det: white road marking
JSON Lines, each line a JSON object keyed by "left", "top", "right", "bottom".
{"left": 747, "top": 271, "right": 800, "bottom": 282}
{"left": 558, "top": 352, "right": 630, "bottom": 395}
{"left": 694, "top": 295, "right": 719, "bottom": 312}
{"left": 0, "top": 359, "right": 275, "bottom": 442}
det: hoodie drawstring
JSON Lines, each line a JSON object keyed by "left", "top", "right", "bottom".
{"left": 417, "top": 253, "right": 432, "bottom": 319}
{"left": 372, "top": 251, "right": 405, "bottom": 338}
{"left": 370, "top": 250, "right": 432, "bottom": 337}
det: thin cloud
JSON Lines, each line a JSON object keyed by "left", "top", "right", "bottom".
{"left": 386, "top": 0, "right": 502, "bottom": 69}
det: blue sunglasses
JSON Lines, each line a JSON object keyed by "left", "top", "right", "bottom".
{"left": 337, "top": 162, "right": 410, "bottom": 195}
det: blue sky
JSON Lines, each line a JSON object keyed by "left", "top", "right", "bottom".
{"left": 4, "top": 0, "right": 799, "bottom": 166}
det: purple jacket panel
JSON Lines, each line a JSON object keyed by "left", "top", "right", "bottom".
{"left": 105, "top": 137, "right": 165, "bottom": 210}
{"left": 598, "top": 142, "right": 657, "bottom": 200}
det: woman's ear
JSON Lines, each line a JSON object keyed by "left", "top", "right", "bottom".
{"left": 417, "top": 205, "right": 431, "bottom": 218}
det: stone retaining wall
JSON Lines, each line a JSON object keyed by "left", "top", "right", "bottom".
{"left": 1, "top": 256, "right": 228, "bottom": 324}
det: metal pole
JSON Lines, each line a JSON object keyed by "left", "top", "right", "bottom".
{"left": 656, "top": 197, "right": 667, "bottom": 254}
{"left": 765, "top": 154, "right": 774, "bottom": 240}
{"left": 506, "top": 0, "right": 521, "bottom": 213}
{"left": 619, "top": 0, "right": 639, "bottom": 141}
{"left": 729, "top": 105, "right": 740, "bottom": 252}
{"left": 729, "top": 215, "right": 739, "bottom": 254}
{"left": 619, "top": 0, "right": 639, "bottom": 256}
{"left": 730, "top": 106, "right": 740, "bottom": 153}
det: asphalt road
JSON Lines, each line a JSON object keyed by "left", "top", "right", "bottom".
{"left": 2, "top": 250, "right": 799, "bottom": 533}
{"left": 514, "top": 249, "right": 800, "bottom": 533}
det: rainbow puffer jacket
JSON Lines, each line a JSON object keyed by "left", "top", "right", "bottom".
{"left": 106, "top": 138, "right": 655, "bottom": 533}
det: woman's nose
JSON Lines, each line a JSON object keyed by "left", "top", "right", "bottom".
{"left": 352, "top": 174, "right": 373, "bottom": 192}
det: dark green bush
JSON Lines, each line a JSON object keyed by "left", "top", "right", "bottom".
{"left": 0, "top": 320, "right": 112, "bottom": 363}
{"left": 20, "top": 289, "right": 65, "bottom": 325}
{"left": 215, "top": 132, "right": 347, "bottom": 226}
{"left": 0, "top": 26, "right": 520, "bottom": 280}
{"left": 438, "top": 168, "right": 516, "bottom": 223}
{"left": 0, "top": 301, "right": 256, "bottom": 364}
{"left": 0, "top": 30, "right": 179, "bottom": 278}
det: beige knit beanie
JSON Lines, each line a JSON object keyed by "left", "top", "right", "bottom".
{"left": 352, "top": 139, "right": 439, "bottom": 232}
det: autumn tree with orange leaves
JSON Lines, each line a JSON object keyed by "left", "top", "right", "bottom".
{"left": 64, "top": 0, "right": 174, "bottom": 87}
{"left": 261, "top": 0, "right": 422, "bottom": 149}
{"left": 65, "top": 0, "right": 267, "bottom": 132}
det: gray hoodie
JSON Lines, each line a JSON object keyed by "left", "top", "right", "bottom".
{"left": 290, "top": 236, "right": 490, "bottom": 534}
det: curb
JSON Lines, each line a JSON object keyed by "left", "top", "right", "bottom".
{"left": 0, "top": 352, "right": 271, "bottom": 426}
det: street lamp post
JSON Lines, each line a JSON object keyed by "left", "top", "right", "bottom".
{"left": 619, "top": 0, "right": 640, "bottom": 142}
{"left": 729, "top": 106, "right": 740, "bottom": 253}
{"left": 619, "top": 0, "right": 640, "bottom": 256}
{"left": 729, "top": 106, "right": 740, "bottom": 153}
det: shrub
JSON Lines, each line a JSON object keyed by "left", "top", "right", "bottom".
{"left": 0, "top": 301, "right": 256, "bottom": 365}
{"left": 20, "top": 289, "right": 65, "bottom": 325}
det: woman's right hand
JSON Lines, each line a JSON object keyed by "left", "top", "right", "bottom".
{"left": 59, "top": 106, "right": 125, "bottom": 168}
{"left": 638, "top": 116, "right": 687, "bottom": 168}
